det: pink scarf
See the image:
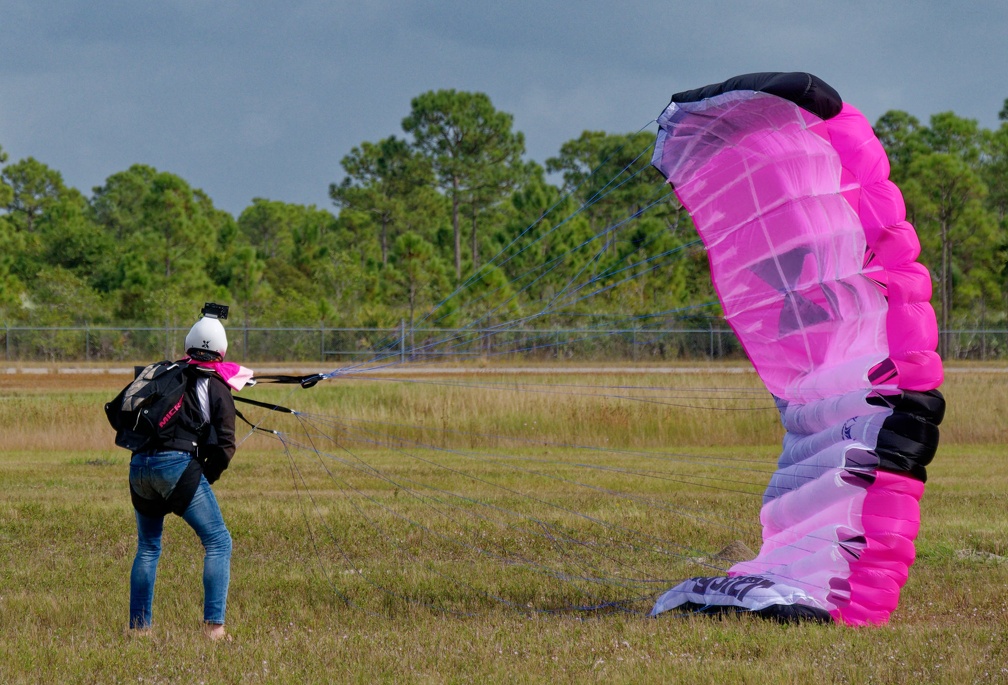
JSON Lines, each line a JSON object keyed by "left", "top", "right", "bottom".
{"left": 184, "top": 358, "right": 255, "bottom": 391}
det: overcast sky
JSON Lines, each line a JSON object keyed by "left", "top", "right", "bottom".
{"left": 2, "top": 1, "right": 1006, "bottom": 216}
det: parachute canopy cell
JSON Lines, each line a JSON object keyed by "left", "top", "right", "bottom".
{"left": 649, "top": 72, "right": 944, "bottom": 625}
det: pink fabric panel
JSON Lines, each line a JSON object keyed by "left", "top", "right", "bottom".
{"left": 886, "top": 262, "right": 932, "bottom": 303}
{"left": 873, "top": 221, "right": 922, "bottom": 267}
{"left": 838, "top": 471, "right": 924, "bottom": 624}
{"left": 822, "top": 107, "right": 889, "bottom": 181}
{"left": 858, "top": 182, "right": 907, "bottom": 231}
{"left": 888, "top": 303, "right": 939, "bottom": 356}
{"left": 892, "top": 351, "right": 945, "bottom": 391}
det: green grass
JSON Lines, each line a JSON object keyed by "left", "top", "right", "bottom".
{"left": 1, "top": 366, "right": 1007, "bottom": 683}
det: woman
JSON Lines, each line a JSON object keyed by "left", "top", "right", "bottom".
{"left": 126, "top": 311, "right": 249, "bottom": 640}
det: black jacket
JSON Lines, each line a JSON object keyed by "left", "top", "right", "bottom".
{"left": 130, "top": 364, "right": 237, "bottom": 518}
{"left": 187, "top": 366, "right": 237, "bottom": 482}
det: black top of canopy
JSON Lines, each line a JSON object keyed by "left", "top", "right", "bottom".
{"left": 669, "top": 72, "right": 843, "bottom": 120}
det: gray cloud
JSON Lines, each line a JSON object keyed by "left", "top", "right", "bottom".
{"left": 1, "top": 1, "right": 1005, "bottom": 215}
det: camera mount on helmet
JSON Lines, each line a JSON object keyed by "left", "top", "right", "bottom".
{"left": 201, "top": 302, "right": 229, "bottom": 320}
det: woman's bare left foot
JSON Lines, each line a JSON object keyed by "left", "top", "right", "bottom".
{"left": 203, "top": 623, "right": 230, "bottom": 641}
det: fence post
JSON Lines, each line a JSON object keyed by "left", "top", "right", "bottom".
{"left": 400, "top": 319, "right": 406, "bottom": 363}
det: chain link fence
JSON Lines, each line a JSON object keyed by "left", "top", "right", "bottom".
{"left": 3, "top": 324, "right": 1006, "bottom": 363}
{"left": 1, "top": 323, "right": 751, "bottom": 363}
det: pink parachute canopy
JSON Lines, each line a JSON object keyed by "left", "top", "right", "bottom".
{"left": 649, "top": 73, "right": 944, "bottom": 625}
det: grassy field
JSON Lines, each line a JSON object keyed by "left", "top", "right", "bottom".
{"left": 1, "top": 364, "right": 1006, "bottom": 684}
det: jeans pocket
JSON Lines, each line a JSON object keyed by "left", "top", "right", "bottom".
{"left": 151, "top": 454, "right": 193, "bottom": 498}
{"left": 131, "top": 452, "right": 193, "bottom": 501}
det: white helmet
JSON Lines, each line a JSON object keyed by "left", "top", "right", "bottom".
{"left": 185, "top": 316, "right": 228, "bottom": 359}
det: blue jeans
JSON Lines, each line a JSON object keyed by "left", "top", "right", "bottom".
{"left": 129, "top": 451, "right": 232, "bottom": 629}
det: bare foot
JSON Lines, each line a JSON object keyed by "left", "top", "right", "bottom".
{"left": 203, "top": 623, "right": 230, "bottom": 641}
{"left": 126, "top": 627, "right": 152, "bottom": 638}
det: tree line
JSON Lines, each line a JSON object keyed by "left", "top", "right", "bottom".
{"left": 2, "top": 89, "right": 1007, "bottom": 358}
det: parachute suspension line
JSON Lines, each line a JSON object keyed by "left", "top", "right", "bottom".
{"left": 240, "top": 371, "right": 780, "bottom": 611}
{"left": 311, "top": 425, "right": 665, "bottom": 593}
{"left": 543, "top": 239, "right": 699, "bottom": 316}
{"left": 232, "top": 388, "right": 304, "bottom": 447}
{"left": 314, "top": 124, "right": 689, "bottom": 377}
{"left": 280, "top": 400, "right": 831, "bottom": 612}
{"left": 577, "top": 119, "right": 662, "bottom": 213}
{"left": 339, "top": 374, "right": 773, "bottom": 416}
{"left": 286, "top": 412, "right": 516, "bottom": 616}
{"left": 235, "top": 382, "right": 770, "bottom": 616}
{"left": 316, "top": 136, "right": 704, "bottom": 374}
{"left": 392, "top": 224, "right": 700, "bottom": 365}
{"left": 340, "top": 184, "right": 691, "bottom": 374}
{"left": 288, "top": 409, "right": 750, "bottom": 592}
{"left": 306, "top": 402, "right": 769, "bottom": 536}
{"left": 283, "top": 413, "right": 660, "bottom": 613}
{"left": 345, "top": 373, "right": 771, "bottom": 412}
{"left": 243, "top": 421, "right": 496, "bottom": 619}
{"left": 531, "top": 189, "right": 679, "bottom": 322}
{"left": 294, "top": 406, "right": 775, "bottom": 493}
{"left": 415, "top": 122, "right": 661, "bottom": 327}
{"left": 544, "top": 189, "right": 696, "bottom": 310}
{"left": 573, "top": 144, "right": 664, "bottom": 219}
{"left": 273, "top": 428, "right": 379, "bottom": 616}
{"left": 281, "top": 421, "right": 481, "bottom": 617}
{"left": 428, "top": 165, "right": 674, "bottom": 333}
{"left": 343, "top": 133, "right": 669, "bottom": 369}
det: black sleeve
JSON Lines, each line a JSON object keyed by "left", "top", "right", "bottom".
{"left": 201, "top": 377, "right": 237, "bottom": 484}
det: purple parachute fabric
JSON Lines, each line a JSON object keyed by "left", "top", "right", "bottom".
{"left": 649, "top": 75, "right": 943, "bottom": 625}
